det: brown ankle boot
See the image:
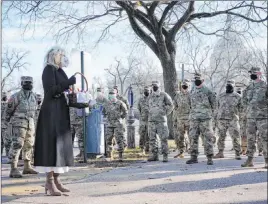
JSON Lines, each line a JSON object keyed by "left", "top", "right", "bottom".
{"left": 241, "top": 157, "right": 254, "bottom": 167}
{"left": 54, "top": 173, "right": 70, "bottom": 192}
{"left": 213, "top": 150, "right": 224, "bottom": 159}
{"left": 9, "top": 161, "right": 22, "bottom": 178}
{"left": 22, "top": 160, "right": 38, "bottom": 174}
{"left": 45, "top": 172, "right": 61, "bottom": 196}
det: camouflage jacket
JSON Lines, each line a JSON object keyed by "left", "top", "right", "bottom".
{"left": 243, "top": 80, "right": 268, "bottom": 119}
{"left": 117, "top": 94, "right": 129, "bottom": 110}
{"left": 5, "top": 89, "right": 37, "bottom": 128}
{"left": 189, "top": 86, "right": 216, "bottom": 120}
{"left": 1, "top": 101, "right": 7, "bottom": 129}
{"left": 103, "top": 100, "right": 127, "bottom": 127}
{"left": 173, "top": 91, "right": 191, "bottom": 121}
{"left": 148, "top": 91, "right": 174, "bottom": 122}
{"left": 216, "top": 92, "right": 242, "bottom": 121}
{"left": 137, "top": 95, "right": 149, "bottom": 121}
{"left": 69, "top": 107, "right": 83, "bottom": 126}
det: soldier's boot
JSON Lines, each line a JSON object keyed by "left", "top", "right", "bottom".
{"left": 53, "top": 173, "right": 70, "bottom": 192}
{"left": 235, "top": 151, "right": 242, "bottom": 160}
{"left": 207, "top": 155, "right": 214, "bottom": 165}
{"left": 174, "top": 151, "right": 184, "bottom": 159}
{"left": 186, "top": 156, "right": 198, "bottom": 164}
{"left": 147, "top": 154, "right": 159, "bottom": 162}
{"left": 45, "top": 172, "right": 61, "bottom": 196}
{"left": 264, "top": 158, "right": 268, "bottom": 169}
{"left": 213, "top": 150, "right": 224, "bottom": 159}
{"left": 258, "top": 150, "right": 263, "bottom": 156}
{"left": 22, "top": 160, "right": 38, "bottom": 174}
{"left": 9, "top": 162, "right": 22, "bottom": 178}
{"left": 118, "top": 152, "right": 123, "bottom": 162}
{"left": 241, "top": 157, "right": 254, "bottom": 167}
{"left": 163, "top": 154, "right": 168, "bottom": 162}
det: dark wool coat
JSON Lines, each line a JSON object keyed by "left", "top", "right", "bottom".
{"left": 34, "top": 65, "right": 74, "bottom": 167}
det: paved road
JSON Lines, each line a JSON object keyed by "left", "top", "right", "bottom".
{"left": 2, "top": 138, "right": 267, "bottom": 204}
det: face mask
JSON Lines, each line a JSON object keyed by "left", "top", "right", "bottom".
{"left": 60, "top": 56, "right": 69, "bottom": 68}
{"left": 237, "top": 91, "right": 241, "bottom": 94}
{"left": 108, "top": 94, "right": 117, "bottom": 101}
{"left": 144, "top": 92, "right": 149, "bottom": 97}
{"left": 250, "top": 74, "right": 257, "bottom": 80}
{"left": 2, "top": 96, "right": 7, "bottom": 101}
{"left": 182, "top": 85, "right": 188, "bottom": 90}
{"left": 22, "top": 82, "right": 33, "bottom": 91}
{"left": 152, "top": 86, "right": 159, "bottom": 92}
{"left": 195, "top": 80, "right": 202, "bottom": 86}
{"left": 226, "top": 85, "right": 234, "bottom": 93}
{"left": 37, "top": 100, "right": 42, "bottom": 105}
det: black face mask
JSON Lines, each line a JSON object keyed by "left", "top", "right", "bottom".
{"left": 152, "top": 86, "right": 159, "bottom": 92}
{"left": 250, "top": 74, "right": 258, "bottom": 80}
{"left": 2, "top": 96, "right": 7, "bottom": 101}
{"left": 226, "top": 85, "right": 234, "bottom": 93}
{"left": 22, "top": 84, "right": 33, "bottom": 91}
{"left": 37, "top": 100, "right": 42, "bottom": 105}
{"left": 144, "top": 92, "right": 149, "bottom": 97}
{"left": 237, "top": 91, "right": 241, "bottom": 94}
{"left": 195, "top": 80, "right": 202, "bottom": 86}
{"left": 182, "top": 85, "right": 188, "bottom": 90}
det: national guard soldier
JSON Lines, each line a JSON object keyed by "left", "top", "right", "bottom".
{"left": 241, "top": 67, "right": 268, "bottom": 168}
{"left": 147, "top": 81, "right": 174, "bottom": 162}
{"left": 5, "top": 76, "right": 38, "bottom": 178}
{"left": 173, "top": 81, "right": 191, "bottom": 158}
{"left": 103, "top": 88, "right": 127, "bottom": 162}
{"left": 186, "top": 73, "right": 216, "bottom": 165}
{"left": 1, "top": 92, "right": 11, "bottom": 155}
{"left": 214, "top": 80, "right": 242, "bottom": 160}
{"left": 138, "top": 86, "right": 150, "bottom": 154}
{"left": 96, "top": 87, "right": 109, "bottom": 106}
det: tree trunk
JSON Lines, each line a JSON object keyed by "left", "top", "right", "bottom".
{"left": 159, "top": 55, "right": 178, "bottom": 139}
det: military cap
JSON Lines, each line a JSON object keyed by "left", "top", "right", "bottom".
{"left": 182, "top": 80, "right": 190, "bottom": 86}
{"left": 144, "top": 86, "right": 150, "bottom": 91}
{"left": 236, "top": 87, "right": 242, "bottom": 91}
{"left": 248, "top": 67, "right": 261, "bottom": 74}
{"left": 108, "top": 88, "right": 116, "bottom": 94}
{"left": 21, "top": 76, "right": 33, "bottom": 83}
{"left": 152, "top": 81, "right": 160, "bottom": 87}
{"left": 194, "top": 72, "right": 202, "bottom": 79}
{"left": 113, "top": 85, "right": 118, "bottom": 90}
{"left": 226, "top": 79, "right": 235, "bottom": 86}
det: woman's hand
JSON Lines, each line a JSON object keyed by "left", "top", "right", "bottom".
{"left": 68, "top": 75, "right": 76, "bottom": 85}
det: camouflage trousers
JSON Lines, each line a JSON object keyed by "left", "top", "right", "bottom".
{"left": 1, "top": 127, "right": 12, "bottom": 156}
{"left": 9, "top": 126, "right": 35, "bottom": 163}
{"left": 106, "top": 124, "right": 125, "bottom": 153}
{"left": 246, "top": 118, "right": 268, "bottom": 158}
{"left": 240, "top": 119, "right": 247, "bottom": 151}
{"left": 174, "top": 119, "right": 190, "bottom": 153}
{"left": 139, "top": 120, "right": 149, "bottom": 152}
{"left": 217, "top": 119, "right": 241, "bottom": 152}
{"left": 148, "top": 121, "right": 169, "bottom": 155}
{"left": 72, "top": 124, "right": 84, "bottom": 152}
{"left": 241, "top": 131, "right": 263, "bottom": 152}
{"left": 189, "top": 119, "right": 214, "bottom": 157}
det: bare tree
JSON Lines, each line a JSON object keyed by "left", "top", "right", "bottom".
{"left": 1, "top": 48, "right": 29, "bottom": 93}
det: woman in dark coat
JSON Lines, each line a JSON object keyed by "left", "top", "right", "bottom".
{"left": 34, "top": 46, "right": 76, "bottom": 196}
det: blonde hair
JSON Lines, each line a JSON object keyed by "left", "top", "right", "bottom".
{"left": 44, "top": 46, "right": 66, "bottom": 68}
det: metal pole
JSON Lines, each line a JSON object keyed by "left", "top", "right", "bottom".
{"left": 181, "top": 63, "right": 185, "bottom": 82}
{"left": 81, "top": 51, "right": 87, "bottom": 163}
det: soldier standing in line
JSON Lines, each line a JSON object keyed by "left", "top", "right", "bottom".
{"left": 5, "top": 76, "right": 38, "bottom": 178}
{"left": 103, "top": 88, "right": 127, "bottom": 162}
{"left": 1, "top": 92, "right": 10, "bottom": 156}
{"left": 114, "top": 86, "right": 129, "bottom": 148}
{"left": 213, "top": 80, "right": 242, "bottom": 160}
{"left": 138, "top": 86, "right": 150, "bottom": 155}
{"left": 147, "top": 81, "right": 174, "bottom": 162}
{"left": 241, "top": 67, "right": 268, "bottom": 168}
{"left": 186, "top": 73, "right": 216, "bottom": 165}
{"left": 173, "top": 81, "right": 191, "bottom": 159}
{"left": 96, "top": 87, "right": 109, "bottom": 106}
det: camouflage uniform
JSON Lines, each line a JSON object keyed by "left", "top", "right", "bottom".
{"left": 148, "top": 81, "right": 174, "bottom": 162}
{"left": 138, "top": 87, "right": 150, "bottom": 153}
{"left": 103, "top": 89, "right": 127, "bottom": 158}
{"left": 239, "top": 89, "right": 248, "bottom": 154}
{"left": 173, "top": 82, "right": 191, "bottom": 156}
{"left": 241, "top": 67, "right": 268, "bottom": 168}
{"left": 214, "top": 80, "right": 242, "bottom": 159}
{"left": 2, "top": 93, "right": 12, "bottom": 155}
{"left": 5, "top": 76, "right": 38, "bottom": 177}
{"left": 187, "top": 73, "right": 216, "bottom": 165}
{"left": 70, "top": 107, "right": 84, "bottom": 153}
